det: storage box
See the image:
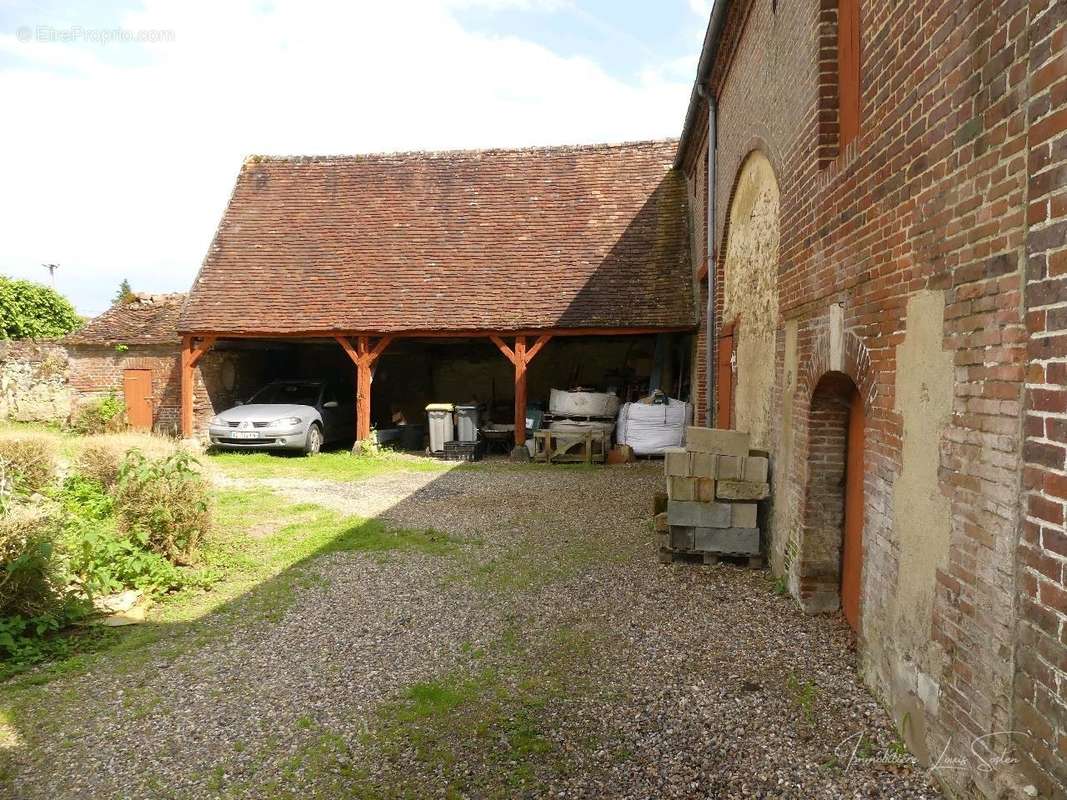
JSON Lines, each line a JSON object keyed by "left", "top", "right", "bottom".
{"left": 686, "top": 427, "right": 750, "bottom": 456}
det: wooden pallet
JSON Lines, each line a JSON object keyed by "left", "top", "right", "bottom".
{"left": 532, "top": 429, "right": 607, "bottom": 464}
{"left": 657, "top": 547, "right": 765, "bottom": 569}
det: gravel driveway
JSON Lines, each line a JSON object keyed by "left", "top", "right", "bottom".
{"left": 3, "top": 461, "right": 940, "bottom": 799}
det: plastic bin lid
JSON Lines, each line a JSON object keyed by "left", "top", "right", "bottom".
{"left": 454, "top": 404, "right": 479, "bottom": 411}
{"left": 425, "top": 403, "right": 455, "bottom": 411}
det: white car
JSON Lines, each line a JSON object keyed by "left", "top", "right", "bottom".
{"left": 207, "top": 380, "right": 354, "bottom": 455}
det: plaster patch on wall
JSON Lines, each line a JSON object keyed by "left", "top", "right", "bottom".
{"left": 888, "top": 289, "right": 954, "bottom": 691}
{"left": 722, "top": 151, "right": 780, "bottom": 450}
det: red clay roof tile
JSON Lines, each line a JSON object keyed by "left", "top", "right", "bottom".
{"left": 65, "top": 293, "right": 186, "bottom": 346}
{"left": 178, "top": 140, "right": 694, "bottom": 335}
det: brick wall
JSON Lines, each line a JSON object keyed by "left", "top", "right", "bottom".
{"left": 67, "top": 344, "right": 183, "bottom": 434}
{"left": 681, "top": 0, "right": 1056, "bottom": 794}
{"left": 1017, "top": 0, "right": 1067, "bottom": 794}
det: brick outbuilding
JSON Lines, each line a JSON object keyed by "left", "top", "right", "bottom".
{"left": 678, "top": 0, "right": 1066, "bottom": 796}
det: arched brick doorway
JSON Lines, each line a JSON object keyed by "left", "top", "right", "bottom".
{"left": 798, "top": 371, "right": 865, "bottom": 630}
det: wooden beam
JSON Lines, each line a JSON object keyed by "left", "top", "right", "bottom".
{"left": 187, "top": 336, "right": 216, "bottom": 368}
{"left": 514, "top": 336, "right": 527, "bottom": 447}
{"left": 184, "top": 325, "right": 694, "bottom": 341}
{"left": 180, "top": 337, "right": 195, "bottom": 438}
{"left": 524, "top": 334, "right": 552, "bottom": 364}
{"left": 335, "top": 335, "right": 360, "bottom": 366}
{"left": 356, "top": 361, "right": 372, "bottom": 443}
{"left": 368, "top": 335, "right": 394, "bottom": 364}
{"left": 490, "top": 334, "right": 518, "bottom": 365}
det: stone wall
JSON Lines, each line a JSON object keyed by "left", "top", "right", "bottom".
{"left": 0, "top": 340, "right": 72, "bottom": 423}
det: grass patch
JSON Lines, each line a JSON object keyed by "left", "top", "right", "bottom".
{"left": 207, "top": 449, "right": 450, "bottom": 481}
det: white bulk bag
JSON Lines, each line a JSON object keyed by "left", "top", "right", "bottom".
{"left": 617, "top": 398, "right": 691, "bottom": 455}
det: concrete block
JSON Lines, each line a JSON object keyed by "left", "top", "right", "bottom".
{"left": 716, "top": 480, "right": 770, "bottom": 501}
{"left": 669, "top": 525, "right": 695, "bottom": 550}
{"left": 667, "top": 476, "right": 696, "bottom": 502}
{"left": 686, "top": 427, "right": 750, "bottom": 456}
{"left": 715, "top": 454, "right": 743, "bottom": 480}
{"left": 653, "top": 512, "right": 669, "bottom": 532}
{"left": 696, "top": 478, "right": 716, "bottom": 503}
{"left": 693, "top": 527, "right": 760, "bottom": 555}
{"left": 731, "top": 502, "right": 758, "bottom": 528}
{"left": 668, "top": 499, "right": 732, "bottom": 528}
{"left": 743, "top": 455, "right": 769, "bottom": 483}
{"left": 656, "top": 532, "right": 669, "bottom": 548}
{"left": 664, "top": 447, "right": 690, "bottom": 477}
{"left": 689, "top": 451, "right": 715, "bottom": 478}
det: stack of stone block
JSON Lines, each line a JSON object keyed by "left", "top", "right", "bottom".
{"left": 654, "top": 426, "right": 769, "bottom": 566}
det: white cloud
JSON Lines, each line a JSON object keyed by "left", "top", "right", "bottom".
{"left": 687, "top": 0, "right": 713, "bottom": 16}
{"left": 0, "top": 0, "right": 691, "bottom": 315}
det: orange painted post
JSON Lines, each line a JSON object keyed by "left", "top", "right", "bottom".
{"left": 180, "top": 336, "right": 194, "bottom": 438}
{"left": 514, "top": 336, "right": 527, "bottom": 447}
{"left": 335, "top": 335, "right": 392, "bottom": 445}
{"left": 180, "top": 336, "right": 216, "bottom": 438}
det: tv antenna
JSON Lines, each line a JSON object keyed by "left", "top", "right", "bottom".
{"left": 42, "top": 263, "right": 59, "bottom": 288}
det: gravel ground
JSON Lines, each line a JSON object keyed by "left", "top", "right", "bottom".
{"left": 2, "top": 461, "right": 941, "bottom": 799}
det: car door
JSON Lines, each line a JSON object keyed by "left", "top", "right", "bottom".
{"left": 320, "top": 384, "right": 350, "bottom": 443}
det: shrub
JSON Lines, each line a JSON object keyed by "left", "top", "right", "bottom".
{"left": 70, "top": 393, "right": 127, "bottom": 435}
{"left": 114, "top": 450, "right": 210, "bottom": 564}
{"left": 0, "top": 276, "right": 82, "bottom": 340}
{"left": 0, "top": 434, "right": 58, "bottom": 495}
{"left": 74, "top": 433, "right": 178, "bottom": 489}
{"left": 0, "top": 505, "right": 68, "bottom": 618}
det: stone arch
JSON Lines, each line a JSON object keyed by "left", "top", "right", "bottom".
{"left": 718, "top": 150, "right": 780, "bottom": 450}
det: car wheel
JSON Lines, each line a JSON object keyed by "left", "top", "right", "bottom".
{"left": 304, "top": 424, "right": 323, "bottom": 456}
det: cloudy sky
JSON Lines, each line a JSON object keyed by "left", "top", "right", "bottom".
{"left": 0, "top": 0, "right": 711, "bottom": 316}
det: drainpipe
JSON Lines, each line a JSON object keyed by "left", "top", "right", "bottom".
{"left": 698, "top": 86, "right": 717, "bottom": 427}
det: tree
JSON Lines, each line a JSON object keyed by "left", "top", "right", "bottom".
{"left": 113, "top": 279, "right": 135, "bottom": 305}
{"left": 0, "top": 277, "right": 82, "bottom": 340}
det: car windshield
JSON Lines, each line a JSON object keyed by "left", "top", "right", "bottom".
{"left": 248, "top": 383, "right": 321, "bottom": 406}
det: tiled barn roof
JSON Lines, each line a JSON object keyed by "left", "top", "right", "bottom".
{"left": 178, "top": 140, "right": 695, "bottom": 335}
{"left": 65, "top": 293, "right": 185, "bottom": 346}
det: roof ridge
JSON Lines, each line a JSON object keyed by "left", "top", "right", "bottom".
{"left": 243, "top": 138, "right": 680, "bottom": 165}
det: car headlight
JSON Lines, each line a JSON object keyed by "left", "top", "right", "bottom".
{"left": 268, "top": 416, "right": 303, "bottom": 428}
{"left": 210, "top": 415, "right": 225, "bottom": 425}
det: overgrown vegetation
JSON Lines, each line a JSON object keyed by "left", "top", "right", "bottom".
{"left": 70, "top": 393, "right": 126, "bottom": 435}
{"left": 0, "top": 276, "right": 82, "bottom": 339}
{"left": 0, "top": 438, "right": 216, "bottom": 673}
{"left": 114, "top": 450, "right": 210, "bottom": 564}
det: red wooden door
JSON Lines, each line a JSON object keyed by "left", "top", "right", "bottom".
{"left": 715, "top": 322, "right": 735, "bottom": 428}
{"left": 123, "top": 369, "right": 153, "bottom": 431}
{"left": 840, "top": 385, "right": 865, "bottom": 631}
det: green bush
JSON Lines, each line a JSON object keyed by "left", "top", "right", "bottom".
{"left": 114, "top": 450, "right": 210, "bottom": 564}
{"left": 0, "top": 277, "right": 82, "bottom": 339}
{"left": 0, "top": 506, "right": 69, "bottom": 619}
{"left": 70, "top": 393, "right": 126, "bottom": 435}
{"left": 0, "top": 434, "right": 58, "bottom": 495}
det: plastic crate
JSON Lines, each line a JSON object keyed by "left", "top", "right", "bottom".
{"left": 440, "top": 439, "right": 484, "bottom": 462}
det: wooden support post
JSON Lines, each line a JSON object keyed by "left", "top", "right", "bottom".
{"left": 180, "top": 335, "right": 216, "bottom": 438}
{"left": 335, "top": 335, "right": 392, "bottom": 444}
{"left": 490, "top": 333, "right": 552, "bottom": 450}
{"left": 514, "top": 336, "right": 527, "bottom": 446}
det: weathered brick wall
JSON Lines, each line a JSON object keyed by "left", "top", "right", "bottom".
{"left": 682, "top": 0, "right": 1051, "bottom": 794}
{"left": 67, "top": 344, "right": 182, "bottom": 434}
{"left": 1017, "top": 0, "right": 1067, "bottom": 794}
